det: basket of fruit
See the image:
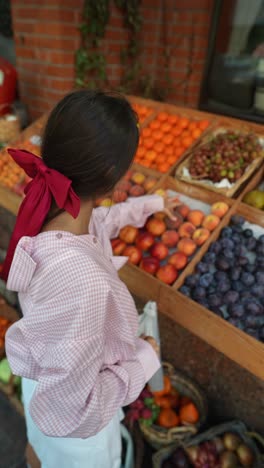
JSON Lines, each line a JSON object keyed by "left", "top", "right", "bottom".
{"left": 175, "top": 128, "right": 264, "bottom": 197}
{"left": 126, "top": 363, "right": 207, "bottom": 450}
{"left": 152, "top": 420, "right": 264, "bottom": 468}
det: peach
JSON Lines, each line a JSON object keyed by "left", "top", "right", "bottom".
{"left": 113, "top": 190, "right": 128, "bottom": 203}
{"left": 150, "top": 243, "right": 169, "bottom": 261}
{"left": 168, "top": 252, "right": 188, "bottom": 270}
{"left": 154, "top": 211, "right": 166, "bottom": 221}
{"left": 156, "top": 264, "right": 178, "bottom": 285}
{"left": 176, "top": 204, "right": 190, "bottom": 219}
{"left": 146, "top": 218, "right": 166, "bottom": 236}
{"left": 178, "top": 222, "right": 196, "bottom": 238}
{"left": 211, "top": 201, "right": 229, "bottom": 218}
{"left": 131, "top": 172, "right": 146, "bottom": 185}
{"left": 111, "top": 239, "right": 127, "bottom": 255}
{"left": 187, "top": 209, "right": 205, "bottom": 227}
{"left": 129, "top": 184, "right": 145, "bottom": 197}
{"left": 165, "top": 213, "right": 183, "bottom": 230}
{"left": 136, "top": 232, "right": 155, "bottom": 251}
{"left": 123, "top": 246, "right": 142, "bottom": 265}
{"left": 116, "top": 180, "right": 132, "bottom": 192}
{"left": 155, "top": 188, "right": 166, "bottom": 197}
{"left": 177, "top": 238, "right": 196, "bottom": 256}
{"left": 124, "top": 170, "right": 133, "bottom": 181}
{"left": 119, "top": 225, "right": 139, "bottom": 244}
{"left": 144, "top": 177, "right": 157, "bottom": 192}
{"left": 202, "top": 214, "right": 220, "bottom": 232}
{"left": 140, "top": 257, "right": 160, "bottom": 275}
{"left": 161, "top": 230, "right": 179, "bottom": 248}
{"left": 192, "top": 227, "right": 210, "bottom": 246}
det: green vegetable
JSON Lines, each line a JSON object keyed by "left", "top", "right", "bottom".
{"left": 0, "top": 358, "right": 12, "bottom": 384}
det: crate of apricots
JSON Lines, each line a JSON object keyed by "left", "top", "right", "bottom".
{"left": 111, "top": 189, "right": 229, "bottom": 286}
{"left": 126, "top": 363, "right": 207, "bottom": 449}
{"left": 0, "top": 136, "right": 41, "bottom": 195}
{"left": 135, "top": 112, "right": 210, "bottom": 173}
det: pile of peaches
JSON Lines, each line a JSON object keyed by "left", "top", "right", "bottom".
{"left": 96, "top": 170, "right": 158, "bottom": 206}
{"left": 111, "top": 199, "right": 229, "bottom": 285}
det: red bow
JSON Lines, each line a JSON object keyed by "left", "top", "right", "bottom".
{"left": 1, "top": 149, "right": 80, "bottom": 281}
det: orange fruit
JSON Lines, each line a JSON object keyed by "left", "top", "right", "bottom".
{"left": 145, "top": 150, "right": 157, "bottom": 162}
{"left": 168, "top": 155, "right": 176, "bottom": 165}
{"left": 154, "top": 142, "right": 165, "bottom": 154}
{"left": 158, "top": 162, "right": 170, "bottom": 173}
{"left": 153, "top": 131, "right": 163, "bottom": 141}
{"left": 164, "top": 146, "right": 174, "bottom": 156}
{"left": 157, "top": 112, "right": 169, "bottom": 122}
{"left": 174, "top": 139, "right": 181, "bottom": 148}
{"left": 181, "top": 136, "right": 193, "bottom": 148}
{"left": 163, "top": 134, "right": 173, "bottom": 146}
{"left": 161, "top": 122, "right": 172, "bottom": 133}
{"left": 150, "top": 120, "right": 160, "bottom": 130}
{"left": 154, "top": 395, "right": 172, "bottom": 409}
{"left": 199, "top": 120, "right": 209, "bottom": 130}
{"left": 167, "top": 114, "right": 179, "bottom": 125}
{"left": 179, "top": 402, "right": 199, "bottom": 424}
{"left": 192, "top": 128, "right": 202, "bottom": 139}
{"left": 144, "top": 138, "right": 154, "bottom": 149}
{"left": 156, "top": 154, "right": 166, "bottom": 164}
{"left": 175, "top": 147, "right": 184, "bottom": 158}
{"left": 142, "top": 127, "right": 151, "bottom": 138}
{"left": 172, "top": 126, "right": 182, "bottom": 137}
{"left": 188, "top": 121, "right": 197, "bottom": 131}
{"left": 136, "top": 147, "right": 146, "bottom": 159}
{"left": 178, "top": 117, "right": 189, "bottom": 128}
{"left": 157, "top": 408, "right": 180, "bottom": 428}
{"left": 182, "top": 130, "right": 191, "bottom": 138}
{"left": 152, "top": 375, "right": 172, "bottom": 397}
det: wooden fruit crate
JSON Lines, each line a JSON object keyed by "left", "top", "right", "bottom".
{"left": 175, "top": 120, "right": 264, "bottom": 198}
{"left": 119, "top": 174, "right": 235, "bottom": 308}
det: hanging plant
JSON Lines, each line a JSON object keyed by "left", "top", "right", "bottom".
{"left": 75, "top": 0, "right": 110, "bottom": 88}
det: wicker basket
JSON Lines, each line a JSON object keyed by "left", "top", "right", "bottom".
{"left": 152, "top": 420, "right": 264, "bottom": 468}
{"left": 139, "top": 363, "right": 207, "bottom": 450}
{"left": 0, "top": 114, "right": 20, "bottom": 143}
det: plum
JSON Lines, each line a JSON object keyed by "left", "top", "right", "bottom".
{"left": 196, "top": 262, "right": 210, "bottom": 274}
{"left": 251, "top": 284, "right": 263, "bottom": 298}
{"left": 224, "top": 290, "right": 239, "bottom": 305}
{"left": 223, "top": 249, "right": 235, "bottom": 260}
{"left": 256, "top": 257, "right": 264, "bottom": 268}
{"left": 218, "top": 280, "right": 231, "bottom": 293}
{"left": 229, "top": 303, "right": 244, "bottom": 318}
{"left": 208, "top": 293, "right": 222, "bottom": 307}
{"left": 231, "top": 280, "right": 244, "bottom": 293}
{"left": 245, "top": 316, "right": 264, "bottom": 329}
{"left": 232, "top": 224, "right": 243, "bottom": 234}
{"left": 193, "top": 286, "right": 206, "bottom": 299}
{"left": 231, "top": 215, "right": 245, "bottom": 225}
{"left": 241, "top": 272, "right": 255, "bottom": 287}
{"left": 179, "top": 285, "right": 191, "bottom": 297}
{"left": 237, "top": 256, "right": 249, "bottom": 267}
{"left": 207, "top": 285, "right": 216, "bottom": 295}
{"left": 214, "top": 271, "right": 229, "bottom": 282}
{"left": 216, "top": 258, "right": 231, "bottom": 271}
{"left": 259, "top": 234, "right": 264, "bottom": 243}
{"left": 220, "top": 238, "right": 234, "bottom": 250}
{"left": 209, "top": 241, "right": 222, "bottom": 254}
{"left": 228, "top": 318, "right": 243, "bottom": 329}
{"left": 245, "top": 237, "right": 257, "bottom": 251}
{"left": 234, "top": 245, "right": 247, "bottom": 257}
{"left": 203, "top": 252, "right": 216, "bottom": 264}
{"left": 196, "top": 297, "right": 209, "bottom": 309}
{"left": 245, "top": 300, "right": 263, "bottom": 316}
{"left": 198, "top": 273, "right": 214, "bottom": 288}
{"left": 221, "top": 226, "right": 233, "bottom": 238}
{"left": 230, "top": 267, "right": 241, "bottom": 281}
{"left": 232, "top": 233, "right": 245, "bottom": 245}
{"left": 185, "top": 274, "right": 199, "bottom": 288}
{"left": 245, "top": 263, "right": 257, "bottom": 274}
{"left": 256, "top": 244, "right": 264, "bottom": 255}
{"left": 256, "top": 271, "right": 264, "bottom": 285}
{"left": 243, "top": 228, "right": 253, "bottom": 238}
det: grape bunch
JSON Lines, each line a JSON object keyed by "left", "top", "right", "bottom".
{"left": 180, "top": 216, "right": 264, "bottom": 342}
{"left": 189, "top": 131, "right": 263, "bottom": 183}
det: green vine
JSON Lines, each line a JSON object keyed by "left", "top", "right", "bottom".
{"left": 75, "top": 0, "right": 109, "bottom": 88}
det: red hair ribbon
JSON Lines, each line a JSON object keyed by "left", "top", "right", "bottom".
{"left": 1, "top": 149, "right": 80, "bottom": 281}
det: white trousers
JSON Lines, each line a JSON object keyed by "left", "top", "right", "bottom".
{"left": 22, "top": 378, "right": 122, "bottom": 468}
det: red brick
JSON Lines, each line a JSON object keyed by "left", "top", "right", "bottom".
{"left": 13, "top": 20, "right": 78, "bottom": 37}
{"left": 17, "top": 61, "right": 75, "bottom": 79}
{"left": 15, "top": 47, "right": 75, "bottom": 65}
{"left": 15, "top": 34, "right": 78, "bottom": 50}
{"left": 105, "top": 28, "right": 129, "bottom": 42}
{"left": 14, "top": 7, "right": 76, "bottom": 23}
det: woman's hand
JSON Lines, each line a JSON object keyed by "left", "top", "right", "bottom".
{"left": 163, "top": 195, "right": 181, "bottom": 221}
{"left": 140, "top": 334, "right": 160, "bottom": 356}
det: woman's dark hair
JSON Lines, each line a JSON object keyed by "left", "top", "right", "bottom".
{"left": 42, "top": 90, "right": 139, "bottom": 198}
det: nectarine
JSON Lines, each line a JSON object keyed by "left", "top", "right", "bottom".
{"left": 192, "top": 227, "right": 210, "bottom": 246}
{"left": 178, "top": 222, "right": 196, "bottom": 238}
{"left": 202, "top": 214, "right": 220, "bottom": 232}
{"left": 168, "top": 252, "right": 188, "bottom": 270}
{"left": 211, "top": 201, "right": 229, "bottom": 218}
{"left": 151, "top": 243, "right": 169, "bottom": 261}
{"left": 123, "top": 246, "right": 142, "bottom": 265}
{"left": 129, "top": 184, "right": 145, "bottom": 197}
{"left": 113, "top": 190, "right": 128, "bottom": 203}
{"left": 119, "top": 225, "right": 139, "bottom": 244}
{"left": 177, "top": 238, "right": 196, "bottom": 256}
{"left": 156, "top": 264, "right": 178, "bottom": 285}
{"left": 144, "top": 177, "right": 157, "bottom": 192}
{"left": 176, "top": 204, "right": 190, "bottom": 219}
{"left": 111, "top": 239, "right": 127, "bottom": 255}
{"left": 165, "top": 214, "right": 183, "bottom": 230}
{"left": 161, "top": 230, "right": 179, "bottom": 247}
{"left": 140, "top": 257, "right": 160, "bottom": 275}
{"left": 187, "top": 210, "right": 205, "bottom": 227}
{"left": 131, "top": 172, "right": 146, "bottom": 185}
{"left": 136, "top": 232, "right": 155, "bottom": 251}
{"left": 146, "top": 218, "right": 166, "bottom": 236}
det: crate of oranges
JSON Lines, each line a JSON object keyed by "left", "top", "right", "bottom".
{"left": 135, "top": 111, "right": 210, "bottom": 174}
{"left": 131, "top": 101, "right": 155, "bottom": 125}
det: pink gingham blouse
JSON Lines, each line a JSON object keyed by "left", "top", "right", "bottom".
{"left": 6, "top": 195, "right": 163, "bottom": 438}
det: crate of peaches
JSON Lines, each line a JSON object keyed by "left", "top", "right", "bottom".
{"left": 134, "top": 111, "right": 210, "bottom": 173}
{"left": 96, "top": 168, "right": 160, "bottom": 206}
{"left": 126, "top": 363, "right": 207, "bottom": 450}
{"left": 111, "top": 190, "right": 229, "bottom": 286}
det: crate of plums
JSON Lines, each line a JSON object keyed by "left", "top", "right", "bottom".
{"left": 179, "top": 211, "right": 264, "bottom": 345}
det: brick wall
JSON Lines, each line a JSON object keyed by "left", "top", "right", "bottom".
{"left": 11, "top": 0, "right": 213, "bottom": 120}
